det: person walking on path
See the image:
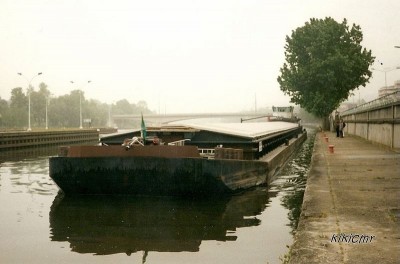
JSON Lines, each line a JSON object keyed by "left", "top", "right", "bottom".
{"left": 335, "top": 120, "right": 340, "bottom": 137}
{"left": 339, "top": 119, "right": 346, "bottom": 138}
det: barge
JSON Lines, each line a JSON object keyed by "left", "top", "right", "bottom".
{"left": 49, "top": 121, "right": 306, "bottom": 196}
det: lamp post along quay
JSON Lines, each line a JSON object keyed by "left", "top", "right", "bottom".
{"left": 45, "top": 96, "right": 48, "bottom": 130}
{"left": 70, "top": 80, "right": 91, "bottom": 129}
{"left": 45, "top": 94, "right": 53, "bottom": 130}
{"left": 17, "top": 72, "right": 43, "bottom": 131}
{"left": 371, "top": 66, "right": 400, "bottom": 87}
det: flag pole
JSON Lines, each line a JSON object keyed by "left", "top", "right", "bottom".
{"left": 141, "top": 113, "right": 147, "bottom": 145}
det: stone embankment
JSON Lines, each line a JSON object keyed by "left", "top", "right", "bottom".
{"left": 289, "top": 132, "right": 400, "bottom": 263}
{"left": 0, "top": 129, "right": 99, "bottom": 150}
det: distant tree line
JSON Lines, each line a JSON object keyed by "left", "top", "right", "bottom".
{"left": 0, "top": 82, "right": 153, "bottom": 130}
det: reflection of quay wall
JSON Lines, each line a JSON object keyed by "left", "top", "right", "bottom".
{"left": 341, "top": 98, "right": 400, "bottom": 150}
{"left": 49, "top": 190, "right": 269, "bottom": 255}
{"left": 0, "top": 129, "right": 99, "bottom": 150}
{"left": 0, "top": 146, "right": 60, "bottom": 162}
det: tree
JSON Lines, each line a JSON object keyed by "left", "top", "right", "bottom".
{"left": 48, "top": 95, "right": 71, "bottom": 127}
{"left": 84, "top": 99, "right": 108, "bottom": 128}
{"left": 27, "top": 82, "right": 51, "bottom": 127}
{"left": 2, "top": 84, "right": 155, "bottom": 129}
{"left": 0, "top": 97, "right": 9, "bottom": 128}
{"left": 9, "top": 87, "right": 28, "bottom": 128}
{"left": 277, "top": 17, "right": 374, "bottom": 125}
{"left": 114, "top": 99, "right": 133, "bottom": 115}
{"left": 136, "top": 100, "right": 150, "bottom": 113}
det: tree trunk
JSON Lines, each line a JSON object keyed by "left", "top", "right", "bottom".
{"left": 322, "top": 115, "right": 330, "bottom": 131}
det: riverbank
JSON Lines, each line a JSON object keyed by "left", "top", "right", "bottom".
{"left": 0, "top": 129, "right": 99, "bottom": 150}
{"left": 288, "top": 132, "right": 400, "bottom": 263}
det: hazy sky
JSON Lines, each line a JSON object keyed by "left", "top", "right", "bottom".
{"left": 1, "top": 0, "right": 399, "bottom": 113}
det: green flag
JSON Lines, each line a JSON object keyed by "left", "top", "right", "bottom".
{"left": 141, "top": 113, "right": 147, "bottom": 144}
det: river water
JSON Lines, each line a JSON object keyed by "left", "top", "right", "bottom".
{"left": 0, "top": 129, "right": 315, "bottom": 264}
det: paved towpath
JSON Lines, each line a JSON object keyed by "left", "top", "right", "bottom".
{"left": 289, "top": 132, "right": 400, "bottom": 264}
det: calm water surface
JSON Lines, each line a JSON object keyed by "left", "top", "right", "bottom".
{"left": 0, "top": 130, "right": 315, "bottom": 264}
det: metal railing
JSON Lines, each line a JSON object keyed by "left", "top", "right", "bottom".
{"left": 167, "top": 139, "right": 191, "bottom": 146}
{"left": 198, "top": 148, "right": 216, "bottom": 159}
{"left": 341, "top": 91, "right": 400, "bottom": 116}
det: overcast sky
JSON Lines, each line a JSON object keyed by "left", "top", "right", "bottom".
{"left": 1, "top": 0, "right": 399, "bottom": 113}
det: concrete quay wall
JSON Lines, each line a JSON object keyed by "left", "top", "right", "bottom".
{"left": 0, "top": 129, "right": 99, "bottom": 150}
{"left": 341, "top": 103, "right": 400, "bottom": 150}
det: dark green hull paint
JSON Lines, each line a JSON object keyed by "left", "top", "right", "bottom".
{"left": 50, "top": 156, "right": 269, "bottom": 196}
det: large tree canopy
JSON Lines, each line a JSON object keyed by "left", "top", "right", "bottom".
{"left": 277, "top": 17, "right": 374, "bottom": 118}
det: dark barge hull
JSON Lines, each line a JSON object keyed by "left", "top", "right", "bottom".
{"left": 50, "top": 156, "right": 268, "bottom": 196}
{"left": 49, "top": 132, "right": 306, "bottom": 196}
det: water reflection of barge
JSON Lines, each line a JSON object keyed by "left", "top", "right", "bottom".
{"left": 49, "top": 188, "right": 272, "bottom": 255}
{"left": 49, "top": 122, "right": 306, "bottom": 196}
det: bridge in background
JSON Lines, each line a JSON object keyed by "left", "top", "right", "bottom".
{"left": 112, "top": 112, "right": 274, "bottom": 125}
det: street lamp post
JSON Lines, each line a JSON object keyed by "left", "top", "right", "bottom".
{"left": 45, "top": 95, "right": 51, "bottom": 130}
{"left": 70, "top": 80, "right": 91, "bottom": 129}
{"left": 17, "top": 72, "right": 43, "bottom": 131}
{"left": 108, "top": 103, "right": 112, "bottom": 128}
{"left": 371, "top": 66, "right": 400, "bottom": 87}
{"left": 45, "top": 96, "right": 48, "bottom": 130}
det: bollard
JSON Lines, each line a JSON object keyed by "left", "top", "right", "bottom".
{"left": 328, "top": 145, "right": 334, "bottom": 153}
{"left": 324, "top": 137, "right": 329, "bottom": 143}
